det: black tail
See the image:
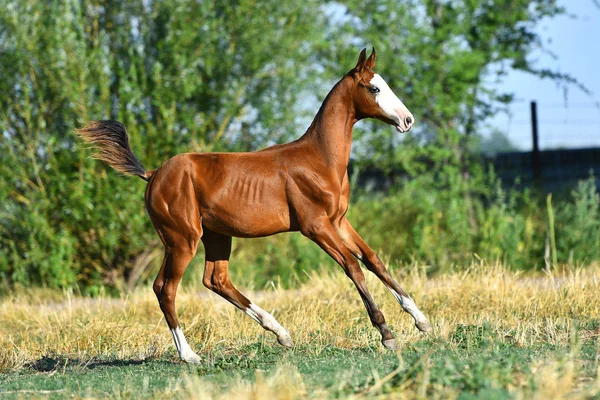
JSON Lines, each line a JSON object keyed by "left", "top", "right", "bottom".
{"left": 76, "top": 120, "right": 151, "bottom": 181}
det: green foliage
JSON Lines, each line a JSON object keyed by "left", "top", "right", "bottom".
{"left": 555, "top": 177, "right": 600, "bottom": 263}
{"left": 477, "top": 129, "right": 520, "bottom": 153}
{"left": 327, "top": 0, "right": 575, "bottom": 171}
{"left": 348, "top": 177, "right": 543, "bottom": 272}
{"left": 0, "top": 0, "right": 595, "bottom": 291}
{"left": 0, "top": 0, "right": 326, "bottom": 291}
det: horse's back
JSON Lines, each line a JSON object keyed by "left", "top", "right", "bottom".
{"left": 149, "top": 151, "right": 294, "bottom": 237}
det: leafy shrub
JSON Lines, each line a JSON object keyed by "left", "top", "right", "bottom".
{"left": 554, "top": 176, "right": 600, "bottom": 263}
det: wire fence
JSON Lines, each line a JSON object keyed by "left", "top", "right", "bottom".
{"left": 496, "top": 100, "right": 600, "bottom": 150}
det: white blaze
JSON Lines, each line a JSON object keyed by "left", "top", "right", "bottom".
{"left": 370, "top": 74, "right": 413, "bottom": 132}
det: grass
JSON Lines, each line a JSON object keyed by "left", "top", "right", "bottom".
{"left": 1, "top": 263, "right": 600, "bottom": 399}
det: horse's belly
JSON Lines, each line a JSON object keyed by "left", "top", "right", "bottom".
{"left": 201, "top": 199, "right": 293, "bottom": 238}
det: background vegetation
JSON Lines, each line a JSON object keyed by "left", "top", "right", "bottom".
{"left": 0, "top": 0, "right": 598, "bottom": 293}
{"left": 1, "top": 2, "right": 599, "bottom": 398}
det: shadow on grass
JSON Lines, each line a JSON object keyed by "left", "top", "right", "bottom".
{"left": 27, "top": 356, "right": 159, "bottom": 372}
{"left": 25, "top": 343, "right": 387, "bottom": 375}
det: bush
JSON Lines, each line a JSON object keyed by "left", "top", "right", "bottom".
{"left": 555, "top": 177, "right": 600, "bottom": 263}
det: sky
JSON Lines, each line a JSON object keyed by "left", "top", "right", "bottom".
{"left": 487, "top": 0, "right": 600, "bottom": 150}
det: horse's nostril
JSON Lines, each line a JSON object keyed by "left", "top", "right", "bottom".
{"left": 405, "top": 116, "right": 413, "bottom": 126}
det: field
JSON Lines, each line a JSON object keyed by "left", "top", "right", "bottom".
{"left": 1, "top": 263, "right": 600, "bottom": 399}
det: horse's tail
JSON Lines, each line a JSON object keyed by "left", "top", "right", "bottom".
{"left": 76, "top": 120, "right": 154, "bottom": 182}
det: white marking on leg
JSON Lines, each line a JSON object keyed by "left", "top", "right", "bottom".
{"left": 245, "top": 303, "right": 292, "bottom": 345}
{"left": 170, "top": 328, "right": 181, "bottom": 353}
{"left": 385, "top": 286, "right": 428, "bottom": 324}
{"left": 170, "top": 327, "right": 201, "bottom": 363}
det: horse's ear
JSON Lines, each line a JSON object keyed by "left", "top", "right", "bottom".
{"left": 366, "top": 47, "right": 376, "bottom": 69}
{"left": 354, "top": 48, "right": 367, "bottom": 70}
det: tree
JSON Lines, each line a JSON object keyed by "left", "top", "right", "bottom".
{"left": 479, "top": 129, "right": 519, "bottom": 153}
{"left": 322, "top": 0, "right": 584, "bottom": 170}
{"left": 318, "top": 0, "right": 588, "bottom": 265}
{"left": 0, "top": 0, "right": 328, "bottom": 290}
{"left": 0, "top": 0, "right": 590, "bottom": 289}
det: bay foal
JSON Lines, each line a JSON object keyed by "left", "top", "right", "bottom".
{"left": 77, "top": 48, "right": 431, "bottom": 363}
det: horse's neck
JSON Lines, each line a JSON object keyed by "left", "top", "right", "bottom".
{"left": 302, "top": 78, "right": 356, "bottom": 178}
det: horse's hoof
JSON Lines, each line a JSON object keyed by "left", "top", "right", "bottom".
{"left": 382, "top": 339, "right": 397, "bottom": 350}
{"left": 181, "top": 353, "right": 202, "bottom": 364}
{"left": 277, "top": 335, "right": 294, "bottom": 348}
{"left": 416, "top": 320, "right": 433, "bottom": 333}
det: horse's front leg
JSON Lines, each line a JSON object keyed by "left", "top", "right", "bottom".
{"left": 303, "top": 216, "right": 398, "bottom": 350}
{"left": 339, "top": 218, "right": 432, "bottom": 333}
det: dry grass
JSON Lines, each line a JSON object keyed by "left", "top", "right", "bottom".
{"left": 1, "top": 263, "right": 600, "bottom": 398}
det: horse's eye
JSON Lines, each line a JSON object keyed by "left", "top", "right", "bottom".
{"left": 369, "top": 86, "right": 380, "bottom": 94}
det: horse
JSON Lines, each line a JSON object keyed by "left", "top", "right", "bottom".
{"left": 76, "top": 48, "right": 431, "bottom": 364}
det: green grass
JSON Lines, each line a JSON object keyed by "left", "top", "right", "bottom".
{"left": 2, "top": 323, "right": 599, "bottom": 398}
{"left": 2, "top": 265, "right": 600, "bottom": 398}
{"left": 1, "top": 346, "right": 393, "bottom": 398}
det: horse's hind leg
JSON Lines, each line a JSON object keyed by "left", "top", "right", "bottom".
{"left": 155, "top": 244, "right": 200, "bottom": 363}
{"left": 201, "top": 229, "right": 293, "bottom": 347}
{"left": 148, "top": 191, "right": 202, "bottom": 363}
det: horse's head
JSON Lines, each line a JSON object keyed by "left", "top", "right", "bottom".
{"left": 348, "top": 48, "right": 414, "bottom": 133}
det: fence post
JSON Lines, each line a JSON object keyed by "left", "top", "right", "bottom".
{"left": 531, "top": 101, "right": 542, "bottom": 189}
